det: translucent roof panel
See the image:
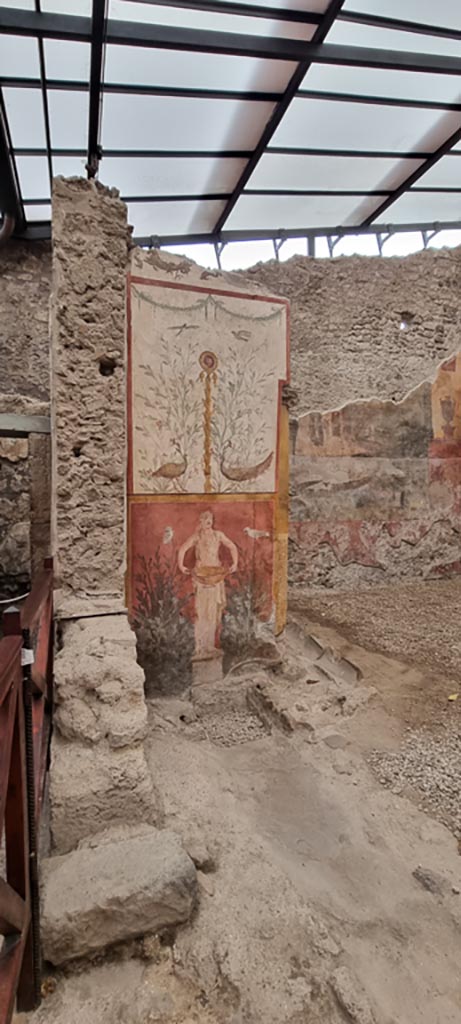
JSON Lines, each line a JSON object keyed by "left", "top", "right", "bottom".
{"left": 101, "top": 94, "right": 275, "bottom": 151}
{"left": 0, "top": 34, "right": 40, "bottom": 79}
{"left": 41, "top": 1, "right": 92, "bottom": 13}
{"left": 380, "top": 191, "right": 461, "bottom": 225}
{"left": 3, "top": 88, "right": 46, "bottom": 148}
{"left": 44, "top": 40, "right": 91, "bottom": 82}
{"left": 99, "top": 155, "right": 246, "bottom": 197}
{"left": 48, "top": 91, "right": 89, "bottom": 149}
{"left": 53, "top": 155, "right": 88, "bottom": 180}
{"left": 249, "top": 152, "right": 424, "bottom": 192}
{"left": 0, "top": 1, "right": 34, "bottom": 9}
{"left": 300, "top": 64, "right": 461, "bottom": 105}
{"left": 15, "top": 156, "right": 50, "bottom": 201}
{"left": 104, "top": 45, "right": 296, "bottom": 94}
{"left": 271, "top": 98, "right": 461, "bottom": 155}
{"left": 25, "top": 203, "right": 52, "bottom": 221}
{"left": 326, "top": 19, "right": 461, "bottom": 58}
{"left": 412, "top": 156, "right": 461, "bottom": 189}
{"left": 226, "top": 193, "right": 383, "bottom": 231}
{"left": 1, "top": 0, "right": 461, "bottom": 244}
{"left": 127, "top": 198, "right": 227, "bottom": 236}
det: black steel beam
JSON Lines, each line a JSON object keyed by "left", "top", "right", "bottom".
{"left": 17, "top": 218, "right": 461, "bottom": 245}
{"left": 0, "top": 77, "right": 283, "bottom": 102}
{"left": 212, "top": 0, "right": 347, "bottom": 235}
{"left": 0, "top": 91, "right": 24, "bottom": 230}
{"left": 340, "top": 9, "right": 461, "bottom": 42}
{"left": 12, "top": 145, "right": 437, "bottom": 159}
{"left": 13, "top": 147, "right": 254, "bottom": 158}
{"left": 35, "top": 1, "right": 53, "bottom": 189}
{"left": 3, "top": 77, "right": 461, "bottom": 115}
{"left": 87, "top": 0, "right": 108, "bottom": 177}
{"left": 296, "top": 89, "right": 461, "bottom": 113}
{"left": 121, "top": 0, "right": 322, "bottom": 25}
{"left": 24, "top": 187, "right": 396, "bottom": 206}
{"left": 362, "top": 124, "right": 461, "bottom": 226}
{"left": 267, "top": 146, "right": 433, "bottom": 159}
{"left": 2, "top": 8, "right": 461, "bottom": 75}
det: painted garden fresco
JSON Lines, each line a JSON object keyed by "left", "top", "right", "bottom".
{"left": 130, "top": 499, "right": 274, "bottom": 691}
{"left": 129, "top": 283, "right": 287, "bottom": 495}
{"left": 127, "top": 262, "right": 289, "bottom": 692}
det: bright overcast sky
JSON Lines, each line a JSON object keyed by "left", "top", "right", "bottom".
{"left": 164, "top": 229, "right": 461, "bottom": 272}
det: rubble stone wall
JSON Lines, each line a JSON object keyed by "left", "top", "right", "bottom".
{"left": 247, "top": 248, "right": 461, "bottom": 414}
{"left": 248, "top": 249, "right": 461, "bottom": 590}
{"left": 3, "top": 232, "right": 461, "bottom": 596}
{"left": 51, "top": 177, "right": 129, "bottom": 616}
{"left": 0, "top": 241, "right": 52, "bottom": 598}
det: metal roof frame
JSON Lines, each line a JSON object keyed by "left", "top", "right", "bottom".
{"left": 1, "top": 0, "right": 461, "bottom": 248}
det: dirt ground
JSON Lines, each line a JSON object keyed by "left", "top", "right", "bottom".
{"left": 291, "top": 578, "right": 461, "bottom": 680}
{"left": 19, "top": 594, "right": 461, "bottom": 1024}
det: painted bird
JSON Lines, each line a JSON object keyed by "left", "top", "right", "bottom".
{"left": 243, "top": 527, "right": 271, "bottom": 540}
{"left": 163, "top": 526, "right": 174, "bottom": 544}
{"left": 220, "top": 442, "right": 273, "bottom": 483}
{"left": 152, "top": 441, "right": 187, "bottom": 481}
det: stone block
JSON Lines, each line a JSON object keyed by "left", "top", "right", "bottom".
{"left": 0, "top": 437, "right": 28, "bottom": 462}
{"left": 49, "top": 735, "right": 158, "bottom": 854}
{"left": 53, "top": 615, "right": 148, "bottom": 749}
{"left": 41, "top": 825, "right": 197, "bottom": 964}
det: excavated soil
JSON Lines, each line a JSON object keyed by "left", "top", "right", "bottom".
{"left": 21, "top": 609, "right": 461, "bottom": 1024}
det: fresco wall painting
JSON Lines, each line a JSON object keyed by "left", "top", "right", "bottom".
{"left": 127, "top": 262, "right": 289, "bottom": 691}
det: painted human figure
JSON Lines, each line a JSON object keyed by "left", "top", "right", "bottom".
{"left": 178, "top": 510, "right": 238, "bottom": 661}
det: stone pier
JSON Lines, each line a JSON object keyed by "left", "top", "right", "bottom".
{"left": 49, "top": 178, "right": 158, "bottom": 852}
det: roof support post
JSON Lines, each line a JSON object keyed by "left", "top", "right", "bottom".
{"left": 214, "top": 240, "right": 226, "bottom": 269}
{"left": 273, "top": 236, "right": 285, "bottom": 261}
{"left": 87, "top": 0, "right": 108, "bottom": 178}
{"left": 0, "top": 92, "right": 24, "bottom": 235}
{"left": 307, "top": 235, "right": 316, "bottom": 257}
{"left": 421, "top": 227, "right": 439, "bottom": 249}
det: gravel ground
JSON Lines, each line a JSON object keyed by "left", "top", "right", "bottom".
{"left": 291, "top": 578, "right": 461, "bottom": 679}
{"left": 368, "top": 718, "right": 461, "bottom": 838}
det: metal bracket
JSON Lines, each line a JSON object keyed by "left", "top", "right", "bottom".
{"left": 214, "top": 240, "right": 226, "bottom": 269}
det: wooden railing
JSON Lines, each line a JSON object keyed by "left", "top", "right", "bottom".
{"left": 0, "top": 560, "right": 53, "bottom": 1022}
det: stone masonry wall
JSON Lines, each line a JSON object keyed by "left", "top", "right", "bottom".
{"left": 248, "top": 249, "right": 461, "bottom": 589}
{"left": 3, "top": 236, "right": 461, "bottom": 597}
{"left": 49, "top": 178, "right": 157, "bottom": 852}
{"left": 0, "top": 240, "right": 51, "bottom": 406}
{"left": 247, "top": 248, "right": 461, "bottom": 414}
{"left": 51, "top": 177, "right": 129, "bottom": 616}
{"left": 0, "top": 241, "right": 51, "bottom": 598}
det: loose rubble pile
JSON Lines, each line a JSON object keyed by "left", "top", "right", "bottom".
{"left": 368, "top": 719, "right": 461, "bottom": 837}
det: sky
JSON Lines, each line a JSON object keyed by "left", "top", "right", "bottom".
{"left": 163, "top": 229, "right": 461, "bottom": 272}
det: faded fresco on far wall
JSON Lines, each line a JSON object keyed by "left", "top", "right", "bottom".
{"left": 127, "top": 252, "right": 289, "bottom": 693}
